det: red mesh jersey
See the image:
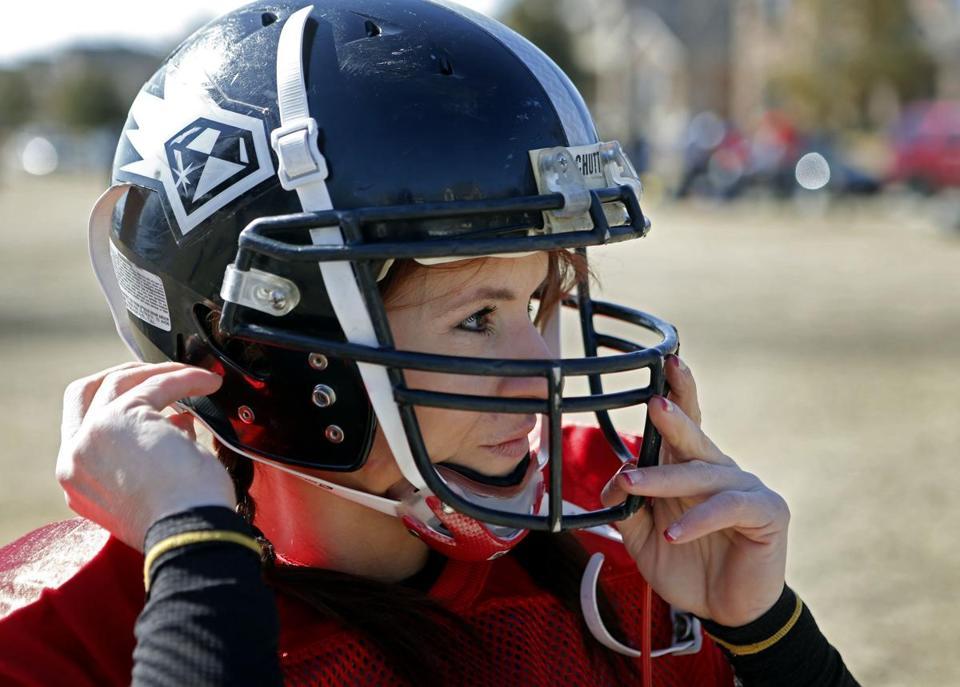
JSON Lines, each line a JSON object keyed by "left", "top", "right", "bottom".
{"left": 277, "top": 555, "right": 733, "bottom": 686}
{"left": 276, "top": 426, "right": 734, "bottom": 686}
{"left": 0, "top": 425, "right": 734, "bottom": 686}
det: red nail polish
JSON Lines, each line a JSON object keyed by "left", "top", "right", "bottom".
{"left": 655, "top": 396, "right": 672, "bottom": 412}
{"left": 663, "top": 527, "right": 678, "bottom": 542}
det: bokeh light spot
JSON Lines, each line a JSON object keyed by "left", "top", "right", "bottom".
{"left": 21, "top": 137, "right": 59, "bottom": 176}
{"left": 795, "top": 152, "right": 830, "bottom": 190}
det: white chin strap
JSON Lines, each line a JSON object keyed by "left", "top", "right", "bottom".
{"left": 272, "top": 5, "right": 427, "bottom": 498}
{"left": 580, "top": 552, "right": 704, "bottom": 658}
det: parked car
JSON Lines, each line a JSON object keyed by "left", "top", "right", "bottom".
{"left": 889, "top": 100, "right": 960, "bottom": 192}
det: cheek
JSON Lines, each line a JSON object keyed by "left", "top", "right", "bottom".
{"left": 404, "top": 369, "right": 497, "bottom": 459}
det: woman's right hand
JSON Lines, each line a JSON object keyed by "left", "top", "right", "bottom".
{"left": 56, "top": 362, "right": 235, "bottom": 550}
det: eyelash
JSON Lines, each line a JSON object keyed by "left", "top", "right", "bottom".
{"left": 457, "top": 306, "right": 497, "bottom": 335}
{"left": 456, "top": 302, "right": 536, "bottom": 335}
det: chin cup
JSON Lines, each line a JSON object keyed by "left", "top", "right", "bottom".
{"left": 396, "top": 460, "right": 545, "bottom": 561}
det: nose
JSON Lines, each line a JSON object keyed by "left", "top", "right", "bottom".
{"left": 498, "top": 320, "right": 552, "bottom": 401}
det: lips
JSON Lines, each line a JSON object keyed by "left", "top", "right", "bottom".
{"left": 439, "top": 416, "right": 539, "bottom": 490}
{"left": 480, "top": 417, "right": 538, "bottom": 452}
{"left": 481, "top": 436, "right": 530, "bottom": 461}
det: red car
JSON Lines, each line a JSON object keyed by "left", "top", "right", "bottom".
{"left": 890, "top": 100, "right": 960, "bottom": 191}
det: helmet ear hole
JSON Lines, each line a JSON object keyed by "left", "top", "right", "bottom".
{"left": 227, "top": 340, "right": 272, "bottom": 379}
{"left": 191, "top": 303, "right": 272, "bottom": 380}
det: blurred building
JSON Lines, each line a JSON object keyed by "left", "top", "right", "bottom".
{"left": 635, "top": 0, "right": 734, "bottom": 118}
{"left": 541, "top": 0, "right": 685, "bottom": 180}
{"left": 908, "top": 0, "right": 960, "bottom": 97}
{"left": 730, "top": 0, "right": 801, "bottom": 127}
{"left": 563, "top": 0, "right": 736, "bottom": 137}
{"left": 550, "top": 0, "right": 952, "bottom": 166}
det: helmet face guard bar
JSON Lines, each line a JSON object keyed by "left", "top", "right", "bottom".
{"left": 230, "top": 185, "right": 649, "bottom": 266}
{"left": 218, "top": 183, "right": 678, "bottom": 533}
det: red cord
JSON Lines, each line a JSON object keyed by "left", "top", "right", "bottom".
{"left": 641, "top": 576, "right": 653, "bottom": 687}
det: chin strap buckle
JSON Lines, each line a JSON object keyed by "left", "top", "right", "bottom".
{"left": 668, "top": 607, "right": 704, "bottom": 656}
{"left": 579, "top": 552, "right": 703, "bottom": 658}
{"left": 271, "top": 117, "right": 329, "bottom": 190}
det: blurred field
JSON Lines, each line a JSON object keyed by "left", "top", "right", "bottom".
{"left": 1, "top": 175, "right": 958, "bottom": 685}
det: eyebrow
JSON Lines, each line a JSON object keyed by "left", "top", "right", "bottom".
{"left": 441, "top": 287, "right": 518, "bottom": 313}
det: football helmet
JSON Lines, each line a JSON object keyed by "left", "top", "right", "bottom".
{"left": 88, "top": 0, "right": 677, "bottom": 562}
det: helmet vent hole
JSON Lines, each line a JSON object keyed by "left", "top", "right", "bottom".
{"left": 261, "top": 12, "right": 278, "bottom": 27}
{"left": 364, "top": 19, "right": 382, "bottom": 38}
{"left": 438, "top": 55, "right": 454, "bottom": 76}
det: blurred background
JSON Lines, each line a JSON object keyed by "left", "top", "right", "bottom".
{"left": 1, "top": 1, "right": 957, "bottom": 684}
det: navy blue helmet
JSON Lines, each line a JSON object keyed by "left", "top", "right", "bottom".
{"left": 90, "top": 0, "right": 676, "bottom": 561}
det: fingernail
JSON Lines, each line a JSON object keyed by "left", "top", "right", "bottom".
{"left": 655, "top": 396, "right": 673, "bottom": 412}
{"left": 620, "top": 467, "right": 643, "bottom": 486}
{"left": 670, "top": 355, "right": 688, "bottom": 373}
{"left": 663, "top": 524, "right": 681, "bottom": 542}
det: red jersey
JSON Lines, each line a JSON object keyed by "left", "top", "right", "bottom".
{"left": 0, "top": 425, "right": 733, "bottom": 686}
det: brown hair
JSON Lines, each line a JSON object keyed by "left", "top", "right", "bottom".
{"left": 213, "top": 249, "right": 636, "bottom": 684}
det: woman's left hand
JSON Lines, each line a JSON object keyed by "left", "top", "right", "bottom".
{"left": 600, "top": 355, "right": 790, "bottom": 627}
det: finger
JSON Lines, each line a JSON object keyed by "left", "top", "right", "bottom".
{"left": 117, "top": 367, "right": 223, "bottom": 412}
{"left": 167, "top": 412, "right": 198, "bottom": 441}
{"left": 603, "top": 461, "right": 757, "bottom": 504}
{"left": 665, "top": 355, "right": 701, "bottom": 426}
{"left": 88, "top": 362, "right": 195, "bottom": 413}
{"left": 61, "top": 361, "right": 147, "bottom": 440}
{"left": 662, "top": 490, "right": 790, "bottom": 544}
{"left": 598, "top": 466, "right": 655, "bottom": 539}
{"left": 648, "top": 396, "right": 732, "bottom": 465}
{"left": 600, "top": 463, "right": 636, "bottom": 507}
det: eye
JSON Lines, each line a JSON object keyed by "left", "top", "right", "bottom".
{"left": 457, "top": 306, "right": 497, "bottom": 335}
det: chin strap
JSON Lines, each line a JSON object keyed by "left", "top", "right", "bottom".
{"left": 272, "top": 4, "right": 428, "bottom": 493}
{"left": 579, "top": 552, "right": 704, "bottom": 685}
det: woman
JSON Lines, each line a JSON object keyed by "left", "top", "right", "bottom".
{"left": 0, "top": 1, "right": 856, "bottom": 685}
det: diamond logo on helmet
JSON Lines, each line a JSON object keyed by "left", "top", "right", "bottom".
{"left": 165, "top": 118, "right": 259, "bottom": 215}
{"left": 118, "top": 73, "right": 275, "bottom": 237}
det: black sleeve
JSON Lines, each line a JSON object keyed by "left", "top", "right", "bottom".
{"left": 700, "top": 586, "right": 860, "bottom": 687}
{"left": 132, "top": 506, "right": 282, "bottom": 687}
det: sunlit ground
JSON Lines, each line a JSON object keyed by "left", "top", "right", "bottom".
{"left": 1, "top": 174, "right": 957, "bottom": 685}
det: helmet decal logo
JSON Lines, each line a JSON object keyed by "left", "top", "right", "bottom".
{"left": 118, "top": 74, "right": 275, "bottom": 237}
{"left": 165, "top": 118, "right": 259, "bottom": 216}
